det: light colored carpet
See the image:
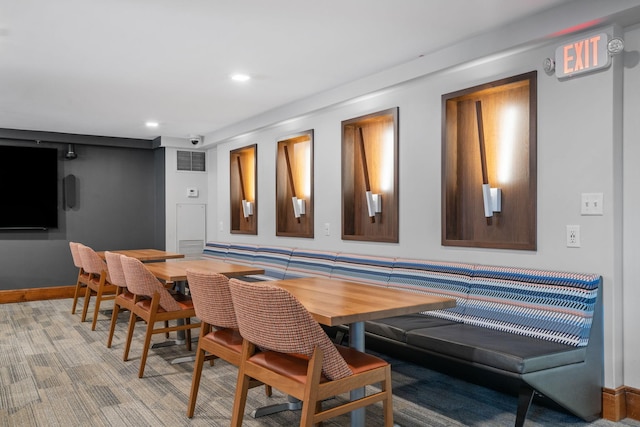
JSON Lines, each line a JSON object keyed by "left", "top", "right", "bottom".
{"left": 0, "top": 299, "right": 638, "bottom": 427}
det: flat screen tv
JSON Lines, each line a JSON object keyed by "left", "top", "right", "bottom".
{"left": 0, "top": 145, "right": 58, "bottom": 230}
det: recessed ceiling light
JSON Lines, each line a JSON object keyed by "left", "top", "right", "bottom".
{"left": 145, "top": 121, "right": 159, "bottom": 128}
{"left": 231, "top": 73, "right": 251, "bottom": 82}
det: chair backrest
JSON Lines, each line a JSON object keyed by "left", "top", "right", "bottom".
{"left": 69, "top": 242, "right": 83, "bottom": 269}
{"left": 105, "top": 251, "right": 127, "bottom": 289}
{"left": 78, "top": 244, "right": 110, "bottom": 282}
{"left": 186, "top": 269, "right": 238, "bottom": 329}
{"left": 228, "top": 278, "right": 352, "bottom": 380}
{"left": 120, "top": 255, "right": 181, "bottom": 311}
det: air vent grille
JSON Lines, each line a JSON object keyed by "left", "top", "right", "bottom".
{"left": 177, "top": 151, "right": 206, "bottom": 172}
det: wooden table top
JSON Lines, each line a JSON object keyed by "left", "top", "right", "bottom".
{"left": 266, "top": 276, "right": 456, "bottom": 327}
{"left": 98, "top": 249, "right": 185, "bottom": 262}
{"left": 144, "top": 259, "right": 264, "bottom": 282}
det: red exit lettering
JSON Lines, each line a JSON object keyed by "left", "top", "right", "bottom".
{"left": 563, "top": 35, "right": 601, "bottom": 74}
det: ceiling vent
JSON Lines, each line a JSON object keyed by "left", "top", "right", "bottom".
{"left": 177, "top": 151, "right": 206, "bottom": 172}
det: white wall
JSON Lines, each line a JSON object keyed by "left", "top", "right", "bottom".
{"left": 623, "top": 23, "right": 640, "bottom": 389}
{"left": 203, "top": 23, "right": 637, "bottom": 392}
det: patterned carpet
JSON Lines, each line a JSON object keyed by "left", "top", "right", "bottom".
{"left": 1, "top": 298, "right": 639, "bottom": 427}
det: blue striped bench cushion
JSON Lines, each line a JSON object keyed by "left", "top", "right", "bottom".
{"left": 225, "top": 243, "right": 258, "bottom": 266}
{"left": 388, "top": 258, "right": 473, "bottom": 322}
{"left": 202, "top": 241, "right": 230, "bottom": 260}
{"left": 251, "top": 245, "right": 293, "bottom": 279}
{"left": 284, "top": 249, "right": 337, "bottom": 279}
{"left": 330, "top": 253, "right": 394, "bottom": 287}
{"left": 466, "top": 266, "right": 601, "bottom": 347}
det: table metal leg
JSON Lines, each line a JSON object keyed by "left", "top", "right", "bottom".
{"left": 349, "top": 321, "right": 365, "bottom": 427}
{"left": 252, "top": 395, "right": 302, "bottom": 418}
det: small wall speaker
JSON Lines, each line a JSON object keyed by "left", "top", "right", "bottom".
{"left": 64, "top": 174, "right": 77, "bottom": 209}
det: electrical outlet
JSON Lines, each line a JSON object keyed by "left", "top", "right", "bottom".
{"left": 566, "top": 225, "right": 580, "bottom": 247}
{"left": 324, "top": 223, "right": 330, "bottom": 236}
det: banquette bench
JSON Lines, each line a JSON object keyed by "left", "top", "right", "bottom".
{"left": 202, "top": 242, "right": 603, "bottom": 426}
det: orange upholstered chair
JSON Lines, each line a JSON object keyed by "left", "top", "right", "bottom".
{"left": 104, "top": 251, "right": 140, "bottom": 348}
{"left": 78, "top": 244, "right": 117, "bottom": 331}
{"left": 69, "top": 241, "right": 91, "bottom": 315}
{"left": 185, "top": 269, "right": 271, "bottom": 418}
{"left": 120, "top": 255, "right": 200, "bottom": 378}
{"left": 228, "top": 278, "right": 394, "bottom": 427}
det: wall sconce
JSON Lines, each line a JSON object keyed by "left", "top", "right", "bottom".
{"left": 476, "top": 100, "right": 501, "bottom": 224}
{"left": 359, "top": 127, "right": 382, "bottom": 222}
{"left": 482, "top": 185, "right": 501, "bottom": 218}
{"left": 365, "top": 191, "right": 381, "bottom": 218}
{"left": 237, "top": 156, "right": 254, "bottom": 220}
{"left": 607, "top": 37, "right": 624, "bottom": 55}
{"left": 241, "top": 199, "right": 253, "bottom": 218}
{"left": 292, "top": 196, "right": 305, "bottom": 218}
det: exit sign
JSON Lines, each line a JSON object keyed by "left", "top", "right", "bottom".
{"left": 555, "top": 33, "right": 610, "bottom": 78}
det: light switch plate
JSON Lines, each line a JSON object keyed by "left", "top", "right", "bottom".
{"left": 581, "top": 193, "right": 603, "bottom": 215}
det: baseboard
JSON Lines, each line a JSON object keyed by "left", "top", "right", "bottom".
{"left": 602, "top": 386, "right": 640, "bottom": 421}
{"left": 0, "top": 285, "right": 75, "bottom": 304}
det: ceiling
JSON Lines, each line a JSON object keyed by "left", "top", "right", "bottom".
{"left": 0, "top": 0, "right": 577, "bottom": 142}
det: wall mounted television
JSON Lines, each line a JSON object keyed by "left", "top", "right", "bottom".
{"left": 0, "top": 145, "right": 58, "bottom": 230}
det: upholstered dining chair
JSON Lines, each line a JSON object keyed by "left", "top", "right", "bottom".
{"left": 78, "top": 244, "right": 117, "bottom": 331}
{"left": 69, "top": 241, "right": 91, "bottom": 315}
{"left": 184, "top": 269, "right": 271, "bottom": 418}
{"left": 104, "top": 251, "right": 139, "bottom": 348}
{"left": 228, "top": 278, "right": 394, "bottom": 427}
{"left": 120, "top": 255, "right": 200, "bottom": 378}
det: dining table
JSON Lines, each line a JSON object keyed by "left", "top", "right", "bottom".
{"left": 257, "top": 276, "right": 457, "bottom": 427}
{"left": 143, "top": 258, "right": 264, "bottom": 282}
{"left": 97, "top": 248, "right": 185, "bottom": 262}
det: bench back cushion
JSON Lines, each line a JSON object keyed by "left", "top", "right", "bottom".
{"left": 225, "top": 243, "right": 258, "bottom": 266}
{"left": 202, "top": 241, "right": 230, "bottom": 261}
{"left": 331, "top": 253, "right": 394, "bottom": 287}
{"left": 284, "top": 249, "right": 338, "bottom": 279}
{"left": 466, "top": 265, "right": 601, "bottom": 347}
{"left": 389, "top": 258, "right": 473, "bottom": 322}
{"left": 253, "top": 245, "right": 293, "bottom": 279}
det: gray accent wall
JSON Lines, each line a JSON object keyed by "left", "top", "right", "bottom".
{"left": 0, "top": 139, "right": 164, "bottom": 289}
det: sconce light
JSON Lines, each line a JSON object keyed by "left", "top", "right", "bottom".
{"left": 291, "top": 196, "right": 305, "bottom": 218}
{"left": 241, "top": 199, "right": 253, "bottom": 218}
{"left": 607, "top": 37, "right": 624, "bottom": 55}
{"left": 482, "top": 184, "right": 501, "bottom": 218}
{"left": 365, "top": 191, "right": 382, "bottom": 218}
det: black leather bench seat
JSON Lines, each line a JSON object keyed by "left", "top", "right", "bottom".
{"left": 406, "top": 324, "right": 586, "bottom": 374}
{"left": 365, "top": 314, "right": 460, "bottom": 342}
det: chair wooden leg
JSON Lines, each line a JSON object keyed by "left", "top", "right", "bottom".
{"left": 123, "top": 310, "right": 137, "bottom": 361}
{"left": 382, "top": 365, "right": 394, "bottom": 427}
{"left": 107, "top": 303, "right": 121, "bottom": 348}
{"left": 71, "top": 271, "right": 83, "bottom": 314}
{"left": 301, "top": 347, "right": 324, "bottom": 427}
{"left": 186, "top": 327, "right": 209, "bottom": 418}
{"left": 81, "top": 286, "right": 92, "bottom": 323}
{"left": 91, "top": 288, "right": 104, "bottom": 331}
{"left": 138, "top": 303, "right": 157, "bottom": 378}
{"left": 138, "top": 321, "right": 154, "bottom": 378}
{"left": 231, "top": 342, "right": 254, "bottom": 427}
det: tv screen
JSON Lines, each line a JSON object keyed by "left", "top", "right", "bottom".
{"left": 0, "top": 145, "right": 58, "bottom": 230}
